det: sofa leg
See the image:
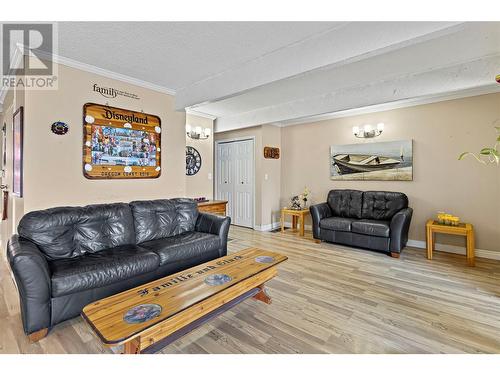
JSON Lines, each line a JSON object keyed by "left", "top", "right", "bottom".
{"left": 390, "top": 252, "right": 400, "bottom": 258}
{"left": 314, "top": 239, "right": 321, "bottom": 244}
{"left": 28, "top": 328, "right": 48, "bottom": 343}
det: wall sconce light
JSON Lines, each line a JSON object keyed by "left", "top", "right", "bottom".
{"left": 353, "top": 123, "right": 384, "bottom": 138}
{"left": 186, "top": 124, "right": 211, "bottom": 140}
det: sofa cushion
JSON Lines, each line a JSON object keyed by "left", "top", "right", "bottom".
{"left": 130, "top": 198, "right": 199, "bottom": 243}
{"left": 18, "top": 203, "right": 136, "bottom": 260}
{"left": 139, "top": 231, "right": 221, "bottom": 266}
{"left": 49, "top": 245, "right": 160, "bottom": 297}
{"left": 361, "top": 191, "right": 408, "bottom": 221}
{"left": 320, "top": 217, "right": 355, "bottom": 232}
{"left": 327, "top": 190, "right": 363, "bottom": 219}
{"left": 351, "top": 219, "right": 390, "bottom": 238}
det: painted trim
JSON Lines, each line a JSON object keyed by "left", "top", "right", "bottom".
{"left": 406, "top": 239, "right": 500, "bottom": 261}
{"left": 186, "top": 108, "right": 217, "bottom": 121}
{"left": 0, "top": 46, "right": 176, "bottom": 104}
{"left": 271, "top": 84, "right": 500, "bottom": 128}
{"left": 256, "top": 223, "right": 500, "bottom": 260}
{"left": 215, "top": 136, "right": 256, "bottom": 230}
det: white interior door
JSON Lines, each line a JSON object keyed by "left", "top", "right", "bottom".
{"left": 216, "top": 139, "right": 254, "bottom": 228}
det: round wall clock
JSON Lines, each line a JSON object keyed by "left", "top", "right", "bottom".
{"left": 51, "top": 121, "right": 69, "bottom": 135}
{"left": 186, "top": 146, "right": 202, "bottom": 176}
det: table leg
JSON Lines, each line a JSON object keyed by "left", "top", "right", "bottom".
{"left": 292, "top": 216, "right": 297, "bottom": 230}
{"left": 426, "top": 226, "right": 433, "bottom": 260}
{"left": 123, "top": 337, "right": 141, "bottom": 354}
{"left": 299, "top": 214, "right": 305, "bottom": 236}
{"left": 281, "top": 211, "right": 285, "bottom": 233}
{"left": 467, "top": 229, "right": 475, "bottom": 266}
{"left": 252, "top": 285, "right": 272, "bottom": 304}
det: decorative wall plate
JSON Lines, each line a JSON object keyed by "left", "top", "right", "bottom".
{"left": 255, "top": 256, "right": 275, "bottom": 264}
{"left": 204, "top": 274, "right": 232, "bottom": 286}
{"left": 123, "top": 303, "right": 162, "bottom": 324}
{"left": 186, "top": 146, "right": 202, "bottom": 176}
{"left": 51, "top": 121, "right": 69, "bottom": 135}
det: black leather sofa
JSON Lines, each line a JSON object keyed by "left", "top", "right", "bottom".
{"left": 7, "top": 198, "right": 230, "bottom": 339}
{"left": 310, "top": 190, "right": 412, "bottom": 257}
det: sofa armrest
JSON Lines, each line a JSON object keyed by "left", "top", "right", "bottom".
{"left": 309, "top": 202, "right": 332, "bottom": 240}
{"left": 195, "top": 212, "right": 231, "bottom": 257}
{"left": 389, "top": 207, "right": 413, "bottom": 253}
{"left": 7, "top": 235, "right": 52, "bottom": 334}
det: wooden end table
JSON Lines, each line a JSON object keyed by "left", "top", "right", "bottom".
{"left": 280, "top": 208, "right": 309, "bottom": 236}
{"left": 82, "top": 248, "right": 287, "bottom": 354}
{"left": 426, "top": 219, "right": 475, "bottom": 266}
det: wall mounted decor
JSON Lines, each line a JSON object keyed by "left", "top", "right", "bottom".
{"left": 186, "top": 146, "right": 202, "bottom": 176}
{"left": 83, "top": 103, "right": 161, "bottom": 179}
{"left": 352, "top": 123, "right": 384, "bottom": 138}
{"left": 51, "top": 121, "right": 69, "bottom": 135}
{"left": 13, "top": 107, "right": 24, "bottom": 196}
{"left": 186, "top": 124, "right": 211, "bottom": 140}
{"left": 330, "top": 140, "right": 413, "bottom": 181}
{"left": 264, "top": 146, "right": 280, "bottom": 159}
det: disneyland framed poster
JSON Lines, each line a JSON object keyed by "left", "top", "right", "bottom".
{"left": 82, "top": 103, "right": 162, "bottom": 179}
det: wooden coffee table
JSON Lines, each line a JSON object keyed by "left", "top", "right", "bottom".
{"left": 81, "top": 247, "right": 287, "bottom": 354}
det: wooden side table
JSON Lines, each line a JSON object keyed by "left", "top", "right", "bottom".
{"left": 426, "top": 219, "right": 475, "bottom": 266}
{"left": 197, "top": 200, "right": 228, "bottom": 216}
{"left": 281, "top": 208, "right": 309, "bottom": 236}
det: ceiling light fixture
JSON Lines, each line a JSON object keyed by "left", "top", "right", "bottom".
{"left": 353, "top": 123, "right": 384, "bottom": 138}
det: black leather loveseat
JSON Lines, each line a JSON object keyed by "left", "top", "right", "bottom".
{"left": 310, "top": 190, "right": 412, "bottom": 257}
{"left": 7, "top": 198, "right": 230, "bottom": 340}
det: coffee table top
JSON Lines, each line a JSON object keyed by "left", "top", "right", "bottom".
{"left": 82, "top": 247, "right": 287, "bottom": 345}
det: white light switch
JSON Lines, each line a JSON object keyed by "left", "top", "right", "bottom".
{"left": 208, "top": 173, "right": 212, "bottom": 180}
{"left": 264, "top": 174, "right": 269, "bottom": 181}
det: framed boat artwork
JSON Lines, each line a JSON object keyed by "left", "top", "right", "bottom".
{"left": 330, "top": 140, "right": 413, "bottom": 181}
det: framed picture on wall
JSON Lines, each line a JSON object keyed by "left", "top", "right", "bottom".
{"left": 13, "top": 106, "right": 24, "bottom": 197}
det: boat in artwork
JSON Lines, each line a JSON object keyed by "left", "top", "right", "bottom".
{"left": 332, "top": 153, "right": 402, "bottom": 174}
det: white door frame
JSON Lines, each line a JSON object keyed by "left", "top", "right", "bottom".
{"left": 215, "top": 136, "right": 256, "bottom": 230}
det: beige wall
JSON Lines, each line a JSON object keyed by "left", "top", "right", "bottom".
{"left": 214, "top": 124, "right": 282, "bottom": 229}
{"left": 22, "top": 62, "right": 186, "bottom": 214}
{"left": 185, "top": 114, "right": 214, "bottom": 199}
{"left": 280, "top": 93, "right": 500, "bottom": 252}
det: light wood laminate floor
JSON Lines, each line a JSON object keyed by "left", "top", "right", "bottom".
{"left": 1, "top": 226, "right": 500, "bottom": 354}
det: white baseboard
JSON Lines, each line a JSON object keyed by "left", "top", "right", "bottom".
{"left": 406, "top": 239, "right": 500, "bottom": 261}
{"left": 253, "top": 223, "right": 500, "bottom": 261}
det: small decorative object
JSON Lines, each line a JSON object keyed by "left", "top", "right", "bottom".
{"left": 51, "top": 121, "right": 69, "bottom": 135}
{"left": 186, "top": 124, "right": 210, "bottom": 140}
{"left": 82, "top": 103, "right": 161, "bottom": 179}
{"left": 255, "top": 256, "right": 275, "bottom": 264}
{"left": 12, "top": 107, "right": 23, "bottom": 197}
{"left": 123, "top": 303, "right": 162, "bottom": 324}
{"left": 194, "top": 197, "right": 208, "bottom": 203}
{"left": 331, "top": 140, "right": 413, "bottom": 181}
{"left": 300, "top": 187, "right": 310, "bottom": 208}
{"left": 186, "top": 146, "right": 202, "bottom": 175}
{"left": 459, "top": 125, "right": 499, "bottom": 165}
{"left": 353, "top": 123, "right": 384, "bottom": 138}
{"left": 496, "top": 74, "right": 500, "bottom": 84}
{"left": 436, "top": 212, "right": 460, "bottom": 226}
{"left": 204, "top": 274, "right": 232, "bottom": 286}
{"left": 290, "top": 195, "right": 302, "bottom": 210}
{"left": 264, "top": 146, "right": 280, "bottom": 159}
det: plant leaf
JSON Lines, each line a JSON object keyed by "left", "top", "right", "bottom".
{"left": 458, "top": 152, "right": 470, "bottom": 160}
{"left": 480, "top": 148, "right": 494, "bottom": 155}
